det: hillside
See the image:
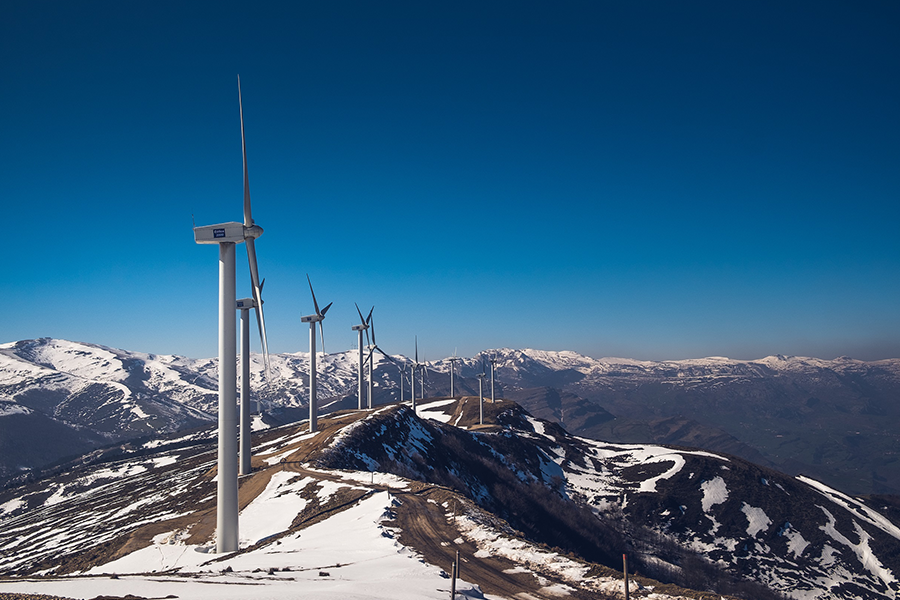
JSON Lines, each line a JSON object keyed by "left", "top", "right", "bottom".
{"left": 2, "top": 397, "right": 899, "bottom": 599}
{"left": 449, "top": 349, "right": 900, "bottom": 495}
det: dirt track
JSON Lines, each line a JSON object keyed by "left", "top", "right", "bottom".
{"left": 388, "top": 484, "right": 610, "bottom": 600}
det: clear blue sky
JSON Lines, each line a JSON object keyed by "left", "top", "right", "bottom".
{"left": 2, "top": 1, "right": 898, "bottom": 361}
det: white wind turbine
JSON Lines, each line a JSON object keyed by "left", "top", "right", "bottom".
{"left": 489, "top": 355, "right": 499, "bottom": 403}
{"left": 363, "top": 310, "right": 395, "bottom": 408}
{"left": 410, "top": 337, "right": 421, "bottom": 410}
{"left": 352, "top": 304, "right": 373, "bottom": 410}
{"left": 236, "top": 294, "right": 266, "bottom": 476}
{"left": 448, "top": 350, "right": 460, "bottom": 397}
{"left": 192, "top": 76, "right": 267, "bottom": 554}
{"left": 477, "top": 358, "right": 487, "bottom": 425}
{"left": 301, "top": 275, "right": 331, "bottom": 433}
{"left": 420, "top": 350, "right": 427, "bottom": 400}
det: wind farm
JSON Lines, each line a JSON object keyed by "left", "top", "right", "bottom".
{"left": 2, "top": 3, "right": 899, "bottom": 599}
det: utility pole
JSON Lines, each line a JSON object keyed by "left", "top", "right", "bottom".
{"left": 623, "top": 553, "right": 630, "bottom": 600}
{"left": 450, "top": 561, "right": 456, "bottom": 599}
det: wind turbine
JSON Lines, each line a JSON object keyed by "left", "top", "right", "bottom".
{"left": 235, "top": 78, "right": 270, "bottom": 478}
{"left": 448, "top": 350, "right": 460, "bottom": 397}
{"left": 489, "top": 355, "right": 499, "bottom": 403}
{"left": 301, "top": 275, "right": 331, "bottom": 433}
{"left": 477, "top": 358, "right": 487, "bottom": 425}
{"left": 363, "top": 311, "right": 395, "bottom": 408}
{"left": 410, "top": 337, "right": 420, "bottom": 410}
{"left": 420, "top": 352, "right": 427, "bottom": 401}
{"left": 236, "top": 294, "right": 266, "bottom": 476}
{"left": 420, "top": 350, "right": 428, "bottom": 401}
{"left": 352, "top": 304, "right": 373, "bottom": 410}
{"left": 192, "top": 75, "right": 266, "bottom": 554}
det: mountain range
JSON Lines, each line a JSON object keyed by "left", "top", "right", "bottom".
{"left": 2, "top": 338, "right": 900, "bottom": 499}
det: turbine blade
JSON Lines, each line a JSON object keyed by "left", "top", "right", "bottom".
{"left": 375, "top": 346, "right": 396, "bottom": 364}
{"left": 321, "top": 301, "right": 332, "bottom": 316}
{"left": 366, "top": 306, "right": 373, "bottom": 325}
{"left": 319, "top": 321, "right": 326, "bottom": 355}
{"left": 355, "top": 302, "right": 366, "bottom": 326}
{"left": 370, "top": 315, "right": 377, "bottom": 346}
{"left": 254, "top": 296, "right": 269, "bottom": 372}
{"left": 415, "top": 336, "right": 418, "bottom": 364}
{"left": 245, "top": 237, "right": 269, "bottom": 371}
{"left": 239, "top": 75, "right": 253, "bottom": 227}
{"left": 306, "top": 274, "right": 320, "bottom": 315}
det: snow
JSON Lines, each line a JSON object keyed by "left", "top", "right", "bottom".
{"left": 238, "top": 472, "right": 314, "bottom": 545}
{"left": 0, "top": 498, "right": 24, "bottom": 517}
{"left": 527, "top": 416, "right": 547, "bottom": 436}
{"left": 637, "top": 453, "right": 686, "bottom": 493}
{"left": 700, "top": 476, "right": 729, "bottom": 512}
{"left": 799, "top": 475, "right": 900, "bottom": 542}
{"left": 560, "top": 438, "right": 727, "bottom": 502}
{"left": 0, "top": 403, "right": 31, "bottom": 417}
{"left": 783, "top": 526, "right": 810, "bottom": 558}
{"left": 415, "top": 398, "right": 456, "bottom": 423}
{"left": 330, "top": 470, "right": 410, "bottom": 489}
{"left": 818, "top": 506, "right": 897, "bottom": 589}
{"left": 742, "top": 503, "right": 772, "bottom": 537}
{"left": 48, "top": 491, "right": 477, "bottom": 600}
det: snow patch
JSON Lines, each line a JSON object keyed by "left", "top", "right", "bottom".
{"left": 700, "top": 476, "right": 728, "bottom": 512}
{"left": 742, "top": 503, "right": 771, "bottom": 537}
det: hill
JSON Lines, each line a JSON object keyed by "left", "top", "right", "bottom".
{"left": 2, "top": 397, "right": 899, "bottom": 599}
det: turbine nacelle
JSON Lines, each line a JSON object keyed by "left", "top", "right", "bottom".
{"left": 194, "top": 222, "right": 264, "bottom": 244}
{"left": 236, "top": 298, "right": 258, "bottom": 310}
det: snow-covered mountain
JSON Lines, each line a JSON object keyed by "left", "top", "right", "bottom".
{"left": 0, "top": 338, "right": 405, "bottom": 481}
{"left": 448, "top": 348, "right": 900, "bottom": 495}
{"left": 1, "top": 397, "right": 899, "bottom": 599}
{"left": 4, "top": 338, "right": 900, "bottom": 496}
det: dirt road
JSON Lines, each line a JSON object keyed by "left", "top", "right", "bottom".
{"left": 389, "top": 484, "right": 610, "bottom": 600}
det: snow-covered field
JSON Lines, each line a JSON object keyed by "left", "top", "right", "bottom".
{"left": 1, "top": 491, "right": 486, "bottom": 600}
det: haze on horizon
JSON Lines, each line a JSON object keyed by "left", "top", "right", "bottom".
{"left": 2, "top": 1, "right": 898, "bottom": 363}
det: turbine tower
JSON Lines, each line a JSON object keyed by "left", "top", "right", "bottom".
{"left": 448, "top": 351, "right": 459, "bottom": 397}
{"left": 352, "top": 304, "right": 373, "bottom": 410}
{"left": 410, "top": 337, "right": 420, "bottom": 410}
{"left": 489, "top": 355, "right": 499, "bottom": 403}
{"left": 236, "top": 295, "right": 265, "bottom": 476}
{"left": 420, "top": 355, "right": 426, "bottom": 401}
{"left": 477, "top": 359, "right": 487, "bottom": 425}
{"left": 192, "top": 75, "right": 267, "bottom": 554}
{"left": 363, "top": 311, "right": 395, "bottom": 408}
{"left": 301, "top": 275, "right": 331, "bottom": 433}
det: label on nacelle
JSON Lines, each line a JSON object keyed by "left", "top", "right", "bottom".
{"left": 214, "top": 228, "right": 226, "bottom": 238}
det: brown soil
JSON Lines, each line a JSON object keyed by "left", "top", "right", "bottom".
{"left": 387, "top": 483, "right": 614, "bottom": 600}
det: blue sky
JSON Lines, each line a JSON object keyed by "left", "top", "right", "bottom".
{"left": 2, "top": 1, "right": 898, "bottom": 361}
